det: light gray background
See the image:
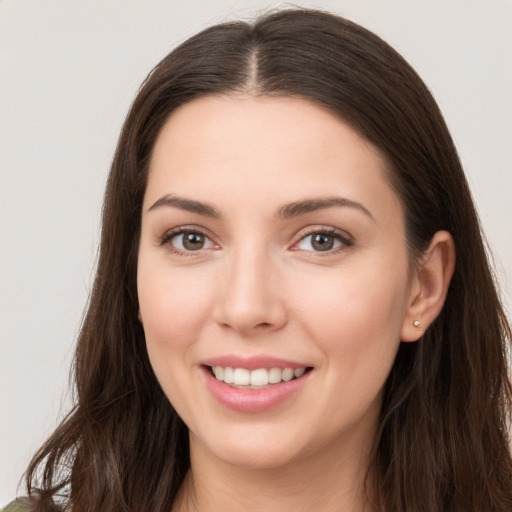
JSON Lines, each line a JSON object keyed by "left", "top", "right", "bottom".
{"left": 1, "top": 0, "right": 511, "bottom": 505}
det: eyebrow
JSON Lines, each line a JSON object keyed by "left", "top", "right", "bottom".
{"left": 276, "top": 197, "right": 375, "bottom": 221}
{"left": 147, "top": 194, "right": 374, "bottom": 222}
{"left": 147, "top": 195, "right": 220, "bottom": 217}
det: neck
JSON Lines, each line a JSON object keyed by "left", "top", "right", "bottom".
{"left": 173, "top": 432, "right": 375, "bottom": 512}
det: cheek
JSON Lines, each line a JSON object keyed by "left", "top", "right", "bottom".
{"left": 296, "top": 265, "right": 409, "bottom": 434}
{"left": 293, "top": 255, "right": 409, "bottom": 378}
{"left": 137, "top": 262, "right": 218, "bottom": 421}
{"left": 300, "top": 260, "right": 407, "bottom": 328}
{"left": 137, "top": 261, "right": 215, "bottom": 366}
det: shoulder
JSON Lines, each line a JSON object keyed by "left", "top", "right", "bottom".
{"left": 1, "top": 499, "right": 31, "bottom": 512}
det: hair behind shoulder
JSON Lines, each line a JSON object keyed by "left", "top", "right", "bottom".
{"left": 23, "top": 8, "right": 512, "bottom": 512}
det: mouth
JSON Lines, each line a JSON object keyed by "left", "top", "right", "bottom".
{"left": 205, "top": 365, "right": 313, "bottom": 389}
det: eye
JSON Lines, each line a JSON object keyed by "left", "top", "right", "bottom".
{"left": 293, "top": 229, "right": 351, "bottom": 253}
{"left": 163, "top": 229, "right": 216, "bottom": 252}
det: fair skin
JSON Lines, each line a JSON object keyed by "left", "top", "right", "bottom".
{"left": 137, "top": 94, "right": 455, "bottom": 512}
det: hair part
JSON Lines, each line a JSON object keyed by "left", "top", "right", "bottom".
{"left": 24, "top": 8, "right": 511, "bottom": 512}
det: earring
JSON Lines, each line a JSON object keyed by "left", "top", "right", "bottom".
{"left": 413, "top": 320, "right": 421, "bottom": 328}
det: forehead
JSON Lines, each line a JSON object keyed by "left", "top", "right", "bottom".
{"left": 145, "top": 94, "right": 401, "bottom": 221}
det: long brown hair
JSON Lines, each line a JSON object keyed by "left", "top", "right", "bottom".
{"left": 24, "top": 8, "right": 512, "bottom": 512}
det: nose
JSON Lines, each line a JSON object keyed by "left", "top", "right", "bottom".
{"left": 212, "top": 248, "right": 288, "bottom": 337}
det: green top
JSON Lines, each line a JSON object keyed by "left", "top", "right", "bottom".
{"left": 1, "top": 499, "right": 30, "bottom": 512}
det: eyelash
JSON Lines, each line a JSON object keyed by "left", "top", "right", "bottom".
{"left": 159, "top": 227, "right": 215, "bottom": 256}
{"left": 292, "top": 227, "right": 353, "bottom": 255}
{"left": 159, "top": 226, "right": 353, "bottom": 255}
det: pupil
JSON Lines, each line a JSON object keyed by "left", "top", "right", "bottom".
{"left": 183, "top": 233, "right": 204, "bottom": 250}
{"left": 312, "top": 234, "right": 334, "bottom": 251}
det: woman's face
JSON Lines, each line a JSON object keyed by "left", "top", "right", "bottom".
{"left": 138, "top": 95, "right": 416, "bottom": 470}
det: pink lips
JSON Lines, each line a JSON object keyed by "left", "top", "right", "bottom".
{"left": 203, "top": 355, "right": 307, "bottom": 370}
{"left": 201, "top": 355, "right": 312, "bottom": 413}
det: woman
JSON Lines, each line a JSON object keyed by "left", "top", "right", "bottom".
{"left": 6, "top": 8, "right": 511, "bottom": 512}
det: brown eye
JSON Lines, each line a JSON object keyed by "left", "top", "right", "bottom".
{"left": 183, "top": 232, "right": 205, "bottom": 250}
{"left": 311, "top": 233, "right": 335, "bottom": 251}
{"left": 170, "top": 231, "right": 214, "bottom": 251}
{"left": 295, "top": 230, "right": 348, "bottom": 253}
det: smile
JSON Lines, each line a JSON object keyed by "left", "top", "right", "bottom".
{"left": 202, "top": 362, "right": 313, "bottom": 413}
{"left": 210, "top": 366, "right": 308, "bottom": 387}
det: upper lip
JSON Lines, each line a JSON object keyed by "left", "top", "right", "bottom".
{"left": 202, "top": 355, "right": 311, "bottom": 371}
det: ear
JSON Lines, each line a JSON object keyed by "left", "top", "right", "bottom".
{"left": 401, "top": 230, "right": 455, "bottom": 342}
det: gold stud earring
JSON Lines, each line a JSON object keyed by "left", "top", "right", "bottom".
{"left": 413, "top": 320, "right": 421, "bottom": 328}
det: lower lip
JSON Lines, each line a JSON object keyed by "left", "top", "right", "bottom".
{"left": 203, "top": 367, "right": 311, "bottom": 413}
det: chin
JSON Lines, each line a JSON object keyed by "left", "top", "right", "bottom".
{"left": 216, "top": 446, "right": 302, "bottom": 470}
{"left": 190, "top": 427, "right": 311, "bottom": 470}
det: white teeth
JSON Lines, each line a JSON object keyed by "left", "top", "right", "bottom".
{"left": 211, "top": 366, "right": 308, "bottom": 386}
{"left": 268, "top": 367, "right": 282, "bottom": 384}
{"left": 233, "top": 368, "right": 250, "bottom": 386}
{"left": 250, "top": 368, "right": 269, "bottom": 386}
{"left": 281, "top": 368, "right": 294, "bottom": 381}
{"left": 294, "top": 368, "right": 305, "bottom": 378}
{"left": 223, "top": 366, "right": 234, "bottom": 384}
